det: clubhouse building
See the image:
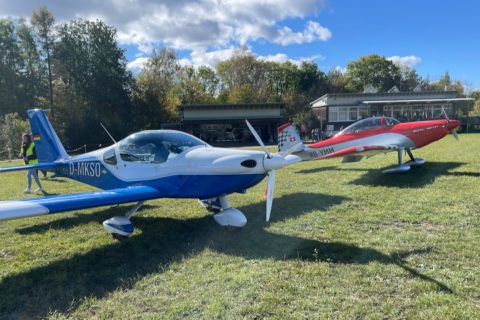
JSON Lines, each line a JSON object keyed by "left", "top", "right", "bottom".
{"left": 310, "top": 89, "right": 473, "bottom": 133}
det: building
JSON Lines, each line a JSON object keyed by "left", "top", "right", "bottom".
{"left": 179, "top": 103, "right": 283, "bottom": 144}
{"left": 310, "top": 90, "right": 473, "bottom": 132}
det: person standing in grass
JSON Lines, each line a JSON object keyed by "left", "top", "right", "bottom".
{"left": 20, "top": 133, "right": 44, "bottom": 194}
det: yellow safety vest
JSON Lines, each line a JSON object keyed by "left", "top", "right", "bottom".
{"left": 22, "top": 143, "right": 38, "bottom": 165}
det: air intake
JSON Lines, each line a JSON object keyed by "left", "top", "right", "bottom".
{"left": 240, "top": 159, "right": 257, "bottom": 168}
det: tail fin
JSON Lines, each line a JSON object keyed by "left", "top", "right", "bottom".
{"left": 277, "top": 123, "right": 305, "bottom": 155}
{"left": 28, "top": 109, "right": 69, "bottom": 162}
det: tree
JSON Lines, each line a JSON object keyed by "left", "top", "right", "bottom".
{"left": 298, "top": 61, "right": 329, "bottom": 100}
{"left": 195, "top": 66, "right": 219, "bottom": 101}
{"left": 398, "top": 65, "right": 421, "bottom": 91}
{"left": 54, "top": 19, "right": 134, "bottom": 146}
{"left": 346, "top": 54, "right": 401, "bottom": 92}
{"left": 428, "top": 71, "right": 465, "bottom": 96}
{"left": 469, "top": 91, "right": 480, "bottom": 115}
{"left": 17, "top": 18, "right": 46, "bottom": 111}
{"left": 31, "top": 5, "right": 55, "bottom": 106}
{"left": 0, "top": 113, "right": 29, "bottom": 160}
{"left": 216, "top": 48, "right": 269, "bottom": 103}
{"left": 0, "top": 19, "right": 22, "bottom": 115}
{"left": 326, "top": 68, "right": 351, "bottom": 93}
{"left": 136, "top": 48, "right": 181, "bottom": 127}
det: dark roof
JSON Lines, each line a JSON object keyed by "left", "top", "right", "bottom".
{"left": 180, "top": 102, "right": 284, "bottom": 110}
{"left": 310, "top": 90, "right": 458, "bottom": 105}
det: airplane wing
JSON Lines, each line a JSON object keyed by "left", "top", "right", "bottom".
{"left": 0, "top": 186, "right": 163, "bottom": 221}
{"left": 319, "top": 145, "right": 398, "bottom": 162}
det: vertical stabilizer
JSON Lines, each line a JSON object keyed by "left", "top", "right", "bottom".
{"left": 277, "top": 123, "right": 305, "bottom": 155}
{"left": 28, "top": 109, "right": 69, "bottom": 162}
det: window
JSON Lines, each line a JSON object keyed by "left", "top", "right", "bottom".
{"left": 103, "top": 147, "right": 117, "bottom": 165}
{"left": 384, "top": 117, "right": 400, "bottom": 127}
{"left": 118, "top": 131, "right": 205, "bottom": 164}
{"left": 328, "top": 108, "right": 338, "bottom": 122}
{"left": 337, "top": 117, "right": 383, "bottom": 135}
{"left": 329, "top": 106, "right": 370, "bottom": 122}
{"left": 338, "top": 107, "right": 348, "bottom": 121}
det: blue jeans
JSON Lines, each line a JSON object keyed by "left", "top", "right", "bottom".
{"left": 26, "top": 169, "right": 42, "bottom": 190}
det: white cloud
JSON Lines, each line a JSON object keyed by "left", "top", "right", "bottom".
{"left": 258, "top": 53, "right": 325, "bottom": 66}
{"left": 2, "top": 1, "right": 331, "bottom": 73}
{"left": 0, "top": 0, "right": 330, "bottom": 51}
{"left": 273, "top": 21, "right": 331, "bottom": 45}
{"left": 334, "top": 66, "right": 347, "bottom": 73}
{"left": 387, "top": 55, "right": 422, "bottom": 68}
{"left": 189, "top": 48, "right": 239, "bottom": 68}
{"left": 127, "top": 57, "right": 150, "bottom": 72}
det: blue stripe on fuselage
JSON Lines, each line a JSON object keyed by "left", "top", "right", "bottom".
{"left": 51, "top": 159, "right": 266, "bottom": 199}
{"left": 52, "top": 160, "right": 125, "bottom": 189}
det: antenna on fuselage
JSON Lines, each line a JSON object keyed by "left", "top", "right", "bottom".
{"left": 100, "top": 122, "right": 117, "bottom": 144}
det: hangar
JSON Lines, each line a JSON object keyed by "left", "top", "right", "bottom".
{"left": 310, "top": 90, "right": 473, "bottom": 133}
{"left": 179, "top": 103, "right": 283, "bottom": 144}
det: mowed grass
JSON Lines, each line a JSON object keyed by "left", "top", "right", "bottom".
{"left": 0, "top": 134, "right": 479, "bottom": 319}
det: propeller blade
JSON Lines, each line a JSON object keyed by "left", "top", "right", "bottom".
{"left": 451, "top": 129, "right": 459, "bottom": 142}
{"left": 245, "top": 119, "right": 272, "bottom": 158}
{"left": 266, "top": 170, "right": 276, "bottom": 222}
{"left": 441, "top": 107, "right": 451, "bottom": 124}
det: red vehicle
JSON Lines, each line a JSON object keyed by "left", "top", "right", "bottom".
{"left": 278, "top": 115, "right": 460, "bottom": 173}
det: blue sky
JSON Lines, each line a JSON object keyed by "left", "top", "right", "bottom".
{"left": 2, "top": 0, "right": 479, "bottom": 89}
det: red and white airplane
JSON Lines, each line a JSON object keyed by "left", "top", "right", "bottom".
{"left": 278, "top": 114, "right": 460, "bottom": 173}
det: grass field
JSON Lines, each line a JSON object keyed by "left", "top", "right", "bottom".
{"left": 0, "top": 134, "right": 479, "bottom": 319}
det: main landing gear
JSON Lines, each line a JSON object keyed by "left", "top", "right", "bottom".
{"left": 382, "top": 147, "right": 425, "bottom": 173}
{"left": 102, "top": 201, "right": 145, "bottom": 239}
{"left": 198, "top": 196, "right": 247, "bottom": 228}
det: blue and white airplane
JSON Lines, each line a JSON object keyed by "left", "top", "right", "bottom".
{"left": 0, "top": 110, "right": 300, "bottom": 238}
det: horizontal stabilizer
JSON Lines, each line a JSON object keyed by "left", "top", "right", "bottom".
{"left": 0, "top": 161, "right": 64, "bottom": 173}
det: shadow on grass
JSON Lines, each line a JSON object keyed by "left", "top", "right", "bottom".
{"left": 295, "top": 165, "right": 338, "bottom": 174}
{"left": 297, "top": 161, "right": 469, "bottom": 188}
{"left": 42, "top": 177, "right": 68, "bottom": 183}
{"left": 15, "top": 204, "right": 161, "bottom": 234}
{"left": 1, "top": 192, "right": 452, "bottom": 318}
{"left": 347, "top": 161, "right": 467, "bottom": 188}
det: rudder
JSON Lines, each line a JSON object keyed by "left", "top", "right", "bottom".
{"left": 28, "top": 109, "right": 69, "bottom": 162}
{"left": 277, "top": 123, "right": 305, "bottom": 155}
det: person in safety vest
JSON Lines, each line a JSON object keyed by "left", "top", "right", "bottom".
{"left": 20, "top": 133, "right": 44, "bottom": 194}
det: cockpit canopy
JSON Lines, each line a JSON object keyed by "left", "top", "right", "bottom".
{"left": 118, "top": 130, "right": 206, "bottom": 164}
{"left": 336, "top": 116, "right": 400, "bottom": 136}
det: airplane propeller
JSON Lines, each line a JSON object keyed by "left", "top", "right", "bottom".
{"left": 441, "top": 107, "right": 460, "bottom": 142}
{"left": 245, "top": 120, "right": 292, "bottom": 222}
{"left": 245, "top": 119, "right": 272, "bottom": 159}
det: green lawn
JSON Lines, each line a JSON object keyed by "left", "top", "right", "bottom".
{"left": 0, "top": 134, "right": 479, "bottom": 319}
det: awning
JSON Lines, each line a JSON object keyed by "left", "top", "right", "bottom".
{"left": 362, "top": 98, "right": 474, "bottom": 104}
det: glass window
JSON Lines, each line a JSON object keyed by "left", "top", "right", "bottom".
{"left": 349, "top": 108, "right": 358, "bottom": 121}
{"left": 338, "top": 107, "right": 348, "bottom": 121}
{"left": 384, "top": 117, "right": 400, "bottom": 127}
{"left": 359, "top": 107, "right": 369, "bottom": 119}
{"left": 329, "top": 108, "right": 338, "bottom": 122}
{"left": 118, "top": 131, "right": 205, "bottom": 163}
{"left": 337, "top": 117, "right": 383, "bottom": 135}
{"left": 103, "top": 147, "right": 117, "bottom": 165}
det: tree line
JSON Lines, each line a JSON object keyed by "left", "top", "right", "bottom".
{"left": 0, "top": 6, "right": 477, "bottom": 159}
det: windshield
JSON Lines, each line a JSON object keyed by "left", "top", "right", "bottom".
{"left": 336, "top": 117, "right": 399, "bottom": 136}
{"left": 118, "top": 130, "right": 205, "bottom": 163}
